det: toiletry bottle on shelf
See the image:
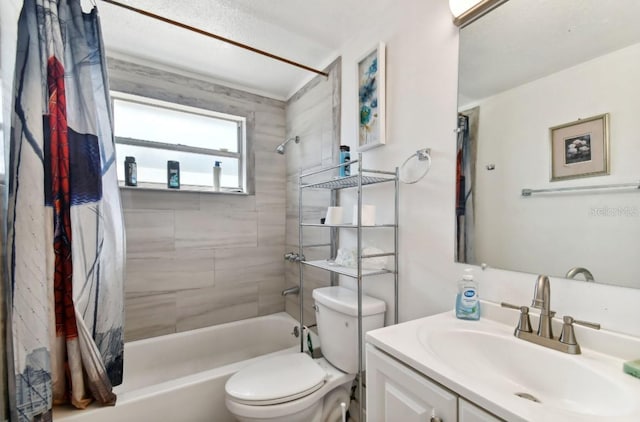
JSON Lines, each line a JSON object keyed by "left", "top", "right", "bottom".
{"left": 124, "top": 156, "right": 137, "bottom": 186}
{"left": 339, "top": 145, "right": 351, "bottom": 177}
{"left": 213, "top": 161, "right": 222, "bottom": 191}
{"left": 455, "top": 268, "right": 480, "bottom": 320}
{"left": 167, "top": 160, "right": 180, "bottom": 189}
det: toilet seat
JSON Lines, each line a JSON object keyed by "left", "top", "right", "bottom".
{"left": 226, "top": 353, "right": 326, "bottom": 406}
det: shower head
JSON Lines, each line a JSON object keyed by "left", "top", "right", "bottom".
{"left": 275, "top": 136, "right": 300, "bottom": 154}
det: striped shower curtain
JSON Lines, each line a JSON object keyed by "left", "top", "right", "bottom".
{"left": 7, "top": 1, "right": 124, "bottom": 420}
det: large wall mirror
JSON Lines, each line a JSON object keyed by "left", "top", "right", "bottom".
{"left": 456, "top": 0, "right": 640, "bottom": 289}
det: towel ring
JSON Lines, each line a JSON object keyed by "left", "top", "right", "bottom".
{"left": 400, "top": 148, "right": 432, "bottom": 184}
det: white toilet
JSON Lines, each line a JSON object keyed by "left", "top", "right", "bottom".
{"left": 225, "top": 286, "right": 386, "bottom": 422}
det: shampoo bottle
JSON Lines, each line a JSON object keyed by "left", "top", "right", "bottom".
{"left": 455, "top": 268, "right": 480, "bottom": 320}
{"left": 124, "top": 156, "right": 137, "bottom": 187}
{"left": 339, "top": 145, "right": 351, "bottom": 177}
{"left": 213, "top": 161, "right": 222, "bottom": 191}
{"left": 167, "top": 160, "right": 180, "bottom": 189}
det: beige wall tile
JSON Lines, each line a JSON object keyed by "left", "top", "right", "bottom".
{"left": 255, "top": 147, "right": 286, "bottom": 209}
{"left": 125, "top": 292, "right": 177, "bottom": 341}
{"left": 198, "top": 193, "right": 256, "bottom": 212}
{"left": 214, "top": 246, "right": 284, "bottom": 286}
{"left": 253, "top": 111, "right": 287, "bottom": 139}
{"left": 126, "top": 249, "right": 215, "bottom": 293}
{"left": 258, "top": 278, "right": 286, "bottom": 315}
{"left": 124, "top": 210, "right": 174, "bottom": 253}
{"left": 176, "top": 285, "right": 259, "bottom": 331}
{"left": 174, "top": 209, "right": 258, "bottom": 250}
{"left": 121, "top": 189, "right": 200, "bottom": 210}
{"left": 258, "top": 205, "right": 286, "bottom": 247}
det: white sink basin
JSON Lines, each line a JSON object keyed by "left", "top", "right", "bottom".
{"left": 366, "top": 303, "right": 640, "bottom": 421}
{"left": 419, "top": 326, "right": 633, "bottom": 417}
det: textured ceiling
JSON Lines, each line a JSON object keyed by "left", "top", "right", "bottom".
{"left": 96, "top": 1, "right": 640, "bottom": 102}
{"left": 459, "top": 0, "right": 640, "bottom": 105}
{"left": 96, "top": 0, "right": 395, "bottom": 99}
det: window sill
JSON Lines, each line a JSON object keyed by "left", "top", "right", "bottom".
{"left": 118, "top": 181, "right": 247, "bottom": 195}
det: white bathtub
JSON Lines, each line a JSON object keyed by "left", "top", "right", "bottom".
{"left": 54, "top": 312, "right": 303, "bottom": 422}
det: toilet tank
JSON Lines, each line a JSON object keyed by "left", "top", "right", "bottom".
{"left": 312, "top": 286, "right": 386, "bottom": 374}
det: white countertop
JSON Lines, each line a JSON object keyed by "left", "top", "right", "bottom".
{"left": 366, "top": 301, "right": 640, "bottom": 422}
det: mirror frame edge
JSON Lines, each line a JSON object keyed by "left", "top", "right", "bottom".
{"left": 453, "top": 0, "right": 510, "bottom": 27}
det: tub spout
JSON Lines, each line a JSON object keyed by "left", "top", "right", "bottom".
{"left": 281, "top": 286, "right": 300, "bottom": 296}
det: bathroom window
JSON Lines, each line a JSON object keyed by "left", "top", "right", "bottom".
{"left": 112, "top": 92, "right": 246, "bottom": 192}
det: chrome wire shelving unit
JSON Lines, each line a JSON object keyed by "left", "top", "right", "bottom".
{"left": 298, "top": 153, "right": 399, "bottom": 422}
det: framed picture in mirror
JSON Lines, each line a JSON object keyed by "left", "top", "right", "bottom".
{"left": 357, "top": 42, "right": 386, "bottom": 151}
{"left": 550, "top": 113, "right": 610, "bottom": 181}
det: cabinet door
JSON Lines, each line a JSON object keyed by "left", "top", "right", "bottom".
{"left": 366, "top": 345, "right": 457, "bottom": 422}
{"left": 459, "top": 399, "right": 503, "bottom": 422}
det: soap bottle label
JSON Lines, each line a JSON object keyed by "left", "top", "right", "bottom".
{"left": 456, "top": 284, "right": 480, "bottom": 320}
{"left": 125, "top": 156, "right": 137, "bottom": 186}
{"left": 461, "top": 287, "right": 477, "bottom": 308}
{"left": 130, "top": 163, "right": 137, "bottom": 185}
{"left": 339, "top": 146, "right": 351, "bottom": 177}
{"left": 167, "top": 161, "right": 180, "bottom": 189}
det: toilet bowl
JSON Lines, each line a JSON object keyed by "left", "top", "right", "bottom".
{"left": 225, "top": 286, "right": 386, "bottom": 422}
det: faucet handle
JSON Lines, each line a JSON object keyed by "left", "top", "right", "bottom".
{"left": 501, "top": 302, "right": 533, "bottom": 334}
{"left": 571, "top": 317, "right": 601, "bottom": 330}
{"left": 559, "top": 315, "right": 601, "bottom": 346}
{"left": 500, "top": 302, "right": 520, "bottom": 310}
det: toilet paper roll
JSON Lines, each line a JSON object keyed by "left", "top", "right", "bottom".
{"left": 324, "top": 206, "right": 343, "bottom": 225}
{"left": 352, "top": 204, "right": 376, "bottom": 226}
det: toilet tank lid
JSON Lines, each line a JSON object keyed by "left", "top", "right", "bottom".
{"left": 312, "top": 286, "right": 386, "bottom": 317}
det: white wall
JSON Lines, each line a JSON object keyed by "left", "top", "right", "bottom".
{"left": 472, "top": 43, "right": 640, "bottom": 289}
{"left": 335, "top": 0, "right": 640, "bottom": 338}
{"left": 337, "top": 0, "right": 460, "bottom": 324}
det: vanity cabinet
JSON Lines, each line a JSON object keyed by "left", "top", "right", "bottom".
{"left": 366, "top": 345, "right": 503, "bottom": 422}
{"left": 459, "top": 399, "right": 502, "bottom": 422}
{"left": 367, "top": 344, "right": 457, "bottom": 421}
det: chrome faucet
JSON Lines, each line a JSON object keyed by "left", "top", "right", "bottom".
{"left": 284, "top": 252, "right": 305, "bottom": 262}
{"left": 565, "top": 267, "right": 594, "bottom": 282}
{"left": 531, "top": 275, "right": 553, "bottom": 338}
{"left": 281, "top": 286, "right": 300, "bottom": 296}
{"left": 501, "top": 274, "right": 601, "bottom": 355}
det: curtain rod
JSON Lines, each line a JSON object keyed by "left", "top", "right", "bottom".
{"left": 100, "top": 0, "right": 329, "bottom": 78}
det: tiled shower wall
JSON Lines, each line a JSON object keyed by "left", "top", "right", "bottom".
{"left": 108, "top": 59, "right": 287, "bottom": 341}
{"left": 284, "top": 58, "right": 341, "bottom": 326}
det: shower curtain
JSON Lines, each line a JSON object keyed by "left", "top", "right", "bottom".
{"left": 7, "top": 1, "right": 124, "bottom": 420}
{"left": 456, "top": 112, "right": 475, "bottom": 263}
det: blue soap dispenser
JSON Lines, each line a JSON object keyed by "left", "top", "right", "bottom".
{"left": 456, "top": 268, "right": 480, "bottom": 320}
